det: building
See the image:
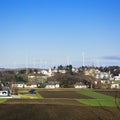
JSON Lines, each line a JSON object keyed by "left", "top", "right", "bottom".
{"left": 84, "top": 68, "right": 100, "bottom": 76}
{"left": 58, "top": 70, "right": 66, "bottom": 74}
{"left": 12, "top": 82, "right": 25, "bottom": 88}
{"left": 72, "top": 67, "right": 78, "bottom": 73}
{"left": 0, "top": 90, "right": 11, "bottom": 97}
{"left": 114, "top": 74, "right": 120, "bottom": 81}
{"left": 111, "top": 83, "right": 120, "bottom": 89}
{"left": 74, "top": 82, "right": 88, "bottom": 89}
{"left": 93, "top": 72, "right": 110, "bottom": 80}
{"left": 26, "top": 81, "right": 38, "bottom": 88}
{"left": 11, "top": 81, "right": 37, "bottom": 88}
{"left": 45, "top": 81, "right": 60, "bottom": 88}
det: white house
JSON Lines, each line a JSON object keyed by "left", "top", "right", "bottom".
{"left": 58, "top": 70, "right": 66, "bottom": 74}
{"left": 45, "top": 81, "right": 60, "bottom": 88}
{"left": 93, "top": 72, "right": 110, "bottom": 80}
{"left": 114, "top": 74, "right": 120, "bottom": 81}
{"left": 0, "top": 90, "right": 11, "bottom": 97}
{"left": 26, "top": 81, "right": 37, "bottom": 88}
{"left": 111, "top": 83, "right": 120, "bottom": 89}
{"left": 12, "top": 82, "right": 26, "bottom": 88}
{"left": 41, "top": 70, "right": 48, "bottom": 75}
{"left": 72, "top": 67, "right": 78, "bottom": 73}
{"left": 74, "top": 82, "right": 87, "bottom": 89}
{"left": 28, "top": 74, "right": 36, "bottom": 79}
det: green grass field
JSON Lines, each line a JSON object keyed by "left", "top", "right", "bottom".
{"left": 77, "top": 99, "right": 118, "bottom": 106}
{"left": 77, "top": 89, "right": 120, "bottom": 107}
{"left": 77, "top": 89, "right": 114, "bottom": 99}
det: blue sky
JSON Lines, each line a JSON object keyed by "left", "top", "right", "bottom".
{"left": 0, "top": 0, "right": 120, "bottom": 68}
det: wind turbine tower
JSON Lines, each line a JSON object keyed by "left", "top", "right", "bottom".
{"left": 67, "top": 56, "right": 72, "bottom": 65}
{"left": 82, "top": 52, "right": 85, "bottom": 66}
{"left": 25, "top": 56, "right": 28, "bottom": 74}
{"left": 67, "top": 56, "right": 70, "bottom": 65}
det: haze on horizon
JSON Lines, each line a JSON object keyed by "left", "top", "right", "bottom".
{"left": 0, "top": 0, "right": 120, "bottom": 68}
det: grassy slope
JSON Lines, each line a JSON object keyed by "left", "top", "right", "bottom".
{"left": 77, "top": 89, "right": 120, "bottom": 107}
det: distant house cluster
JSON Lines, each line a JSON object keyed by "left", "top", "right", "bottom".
{"left": 1, "top": 66, "right": 120, "bottom": 90}
{"left": 84, "top": 68, "right": 120, "bottom": 89}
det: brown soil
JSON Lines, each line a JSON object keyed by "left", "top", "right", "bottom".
{"left": 94, "top": 90, "right": 120, "bottom": 98}
{"left": 5, "top": 99, "right": 83, "bottom": 106}
{"left": 0, "top": 103, "right": 120, "bottom": 120}
{"left": 38, "top": 91, "right": 92, "bottom": 99}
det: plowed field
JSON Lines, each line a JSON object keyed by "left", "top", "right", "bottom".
{"left": 38, "top": 91, "right": 92, "bottom": 99}
{"left": 1, "top": 89, "right": 120, "bottom": 120}
{"left": 0, "top": 103, "right": 120, "bottom": 120}
{"left": 5, "top": 99, "right": 83, "bottom": 106}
